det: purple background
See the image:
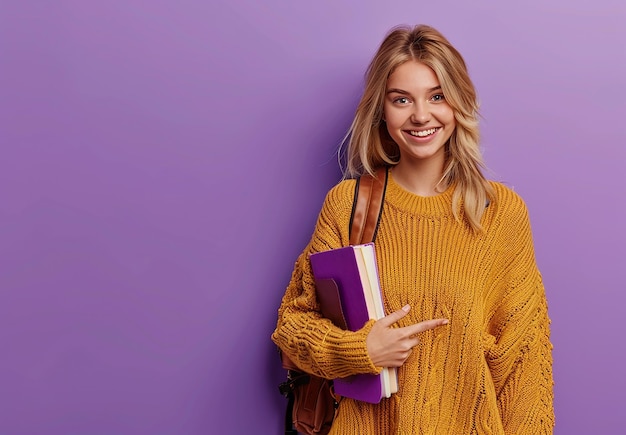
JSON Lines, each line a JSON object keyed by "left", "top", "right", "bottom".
{"left": 1, "top": 1, "right": 625, "bottom": 434}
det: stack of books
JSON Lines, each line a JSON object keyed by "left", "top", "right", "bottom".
{"left": 310, "top": 243, "right": 397, "bottom": 404}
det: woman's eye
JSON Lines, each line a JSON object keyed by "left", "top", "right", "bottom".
{"left": 431, "top": 94, "right": 445, "bottom": 102}
{"left": 394, "top": 97, "right": 410, "bottom": 104}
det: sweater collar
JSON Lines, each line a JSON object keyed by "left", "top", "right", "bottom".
{"left": 385, "top": 172, "right": 455, "bottom": 217}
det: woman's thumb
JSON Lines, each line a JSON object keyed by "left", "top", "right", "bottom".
{"left": 379, "top": 304, "right": 411, "bottom": 327}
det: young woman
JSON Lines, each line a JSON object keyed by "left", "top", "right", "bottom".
{"left": 272, "top": 24, "right": 554, "bottom": 434}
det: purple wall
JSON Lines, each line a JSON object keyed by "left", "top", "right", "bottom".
{"left": 1, "top": 1, "right": 624, "bottom": 433}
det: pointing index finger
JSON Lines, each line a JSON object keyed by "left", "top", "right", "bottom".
{"left": 405, "top": 318, "right": 449, "bottom": 336}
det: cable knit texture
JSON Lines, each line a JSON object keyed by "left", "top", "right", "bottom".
{"left": 272, "top": 174, "right": 554, "bottom": 434}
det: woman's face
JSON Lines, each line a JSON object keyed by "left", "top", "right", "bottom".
{"left": 383, "top": 60, "right": 455, "bottom": 167}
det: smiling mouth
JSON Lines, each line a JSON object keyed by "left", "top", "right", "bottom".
{"left": 408, "top": 127, "right": 440, "bottom": 137}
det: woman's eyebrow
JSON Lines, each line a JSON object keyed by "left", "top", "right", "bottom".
{"left": 386, "top": 88, "right": 410, "bottom": 95}
{"left": 386, "top": 85, "right": 442, "bottom": 94}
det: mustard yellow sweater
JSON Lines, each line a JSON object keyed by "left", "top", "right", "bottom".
{"left": 272, "top": 175, "right": 554, "bottom": 434}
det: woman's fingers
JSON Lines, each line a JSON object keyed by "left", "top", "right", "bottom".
{"left": 403, "top": 318, "right": 449, "bottom": 336}
{"left": 377, "top": 304, "right": 412, "bottom": 328}
{"left": 378, "top": 305, "right": 449, "bottom": 332}
{"left": 367, "top": 305, "right": 449, "bottom": 367}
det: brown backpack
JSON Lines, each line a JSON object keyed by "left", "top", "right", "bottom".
{"left": 278, "top": 167, "right": 388, "bottom": 435}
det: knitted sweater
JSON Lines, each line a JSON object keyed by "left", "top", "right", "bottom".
{"left": 272, "top": 174, "right": 554, "bottom": 434}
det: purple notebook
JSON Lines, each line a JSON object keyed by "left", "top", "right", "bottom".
{"left": 309, "top": 243, "right": 387, "bottom": 404}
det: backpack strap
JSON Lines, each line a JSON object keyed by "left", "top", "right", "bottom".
{"left": 281, "top": 166, "right": 389, "bottom": 435}
{"left": 349, "top": 167, "right": 389, "bottom": 245}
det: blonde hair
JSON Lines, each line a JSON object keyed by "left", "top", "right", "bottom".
{"left": 341, "top": 24, "right": 494, "bottom": 232}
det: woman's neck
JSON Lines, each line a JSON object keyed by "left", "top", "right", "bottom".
{"left": 391, "top": 160, "right": 446, "bottom": 197}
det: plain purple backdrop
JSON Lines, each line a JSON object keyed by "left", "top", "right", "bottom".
{"left": 1, "top": 1, "right": 625, "bottom": 434}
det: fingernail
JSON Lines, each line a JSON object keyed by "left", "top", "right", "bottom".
{"left": 442, "top": 319, "right": 449, "bottom": 324}
{"left": 402, "top": 304, "right": 410, "bottom": 312}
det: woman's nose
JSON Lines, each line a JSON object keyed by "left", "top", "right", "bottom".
{"left": 411, "top": 101, "right": 431, "bottom": 124}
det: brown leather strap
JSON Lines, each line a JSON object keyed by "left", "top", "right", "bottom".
{"left": 281, "top": 167, "right": 388, "bottom": 435}
{"left": 349, "top": 167, "right": 388, "bottom": 245}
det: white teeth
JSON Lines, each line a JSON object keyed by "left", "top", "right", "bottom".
{"left": 409, "top": 128, "right": 438, "bottom": 137}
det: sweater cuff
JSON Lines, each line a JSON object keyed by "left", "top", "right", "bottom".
{"left": 276, "top": 315, "right": 383, "bottom": 379}
{"left": 324, "top": 319, "right": 382, "bottom": 378}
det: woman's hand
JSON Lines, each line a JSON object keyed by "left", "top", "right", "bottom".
{"left": 366, "top": 304, "right": 448, "bottom": 368}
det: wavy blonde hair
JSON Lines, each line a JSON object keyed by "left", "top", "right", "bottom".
{"left": 341, "top": 24, "right": 494, "bottom": 232}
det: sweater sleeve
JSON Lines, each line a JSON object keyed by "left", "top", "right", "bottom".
{"left": 485, "top": 189, "right": 554, "bottom": 434}
{"left": 271, "top": 181, "right": 381, "bottom": 379}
